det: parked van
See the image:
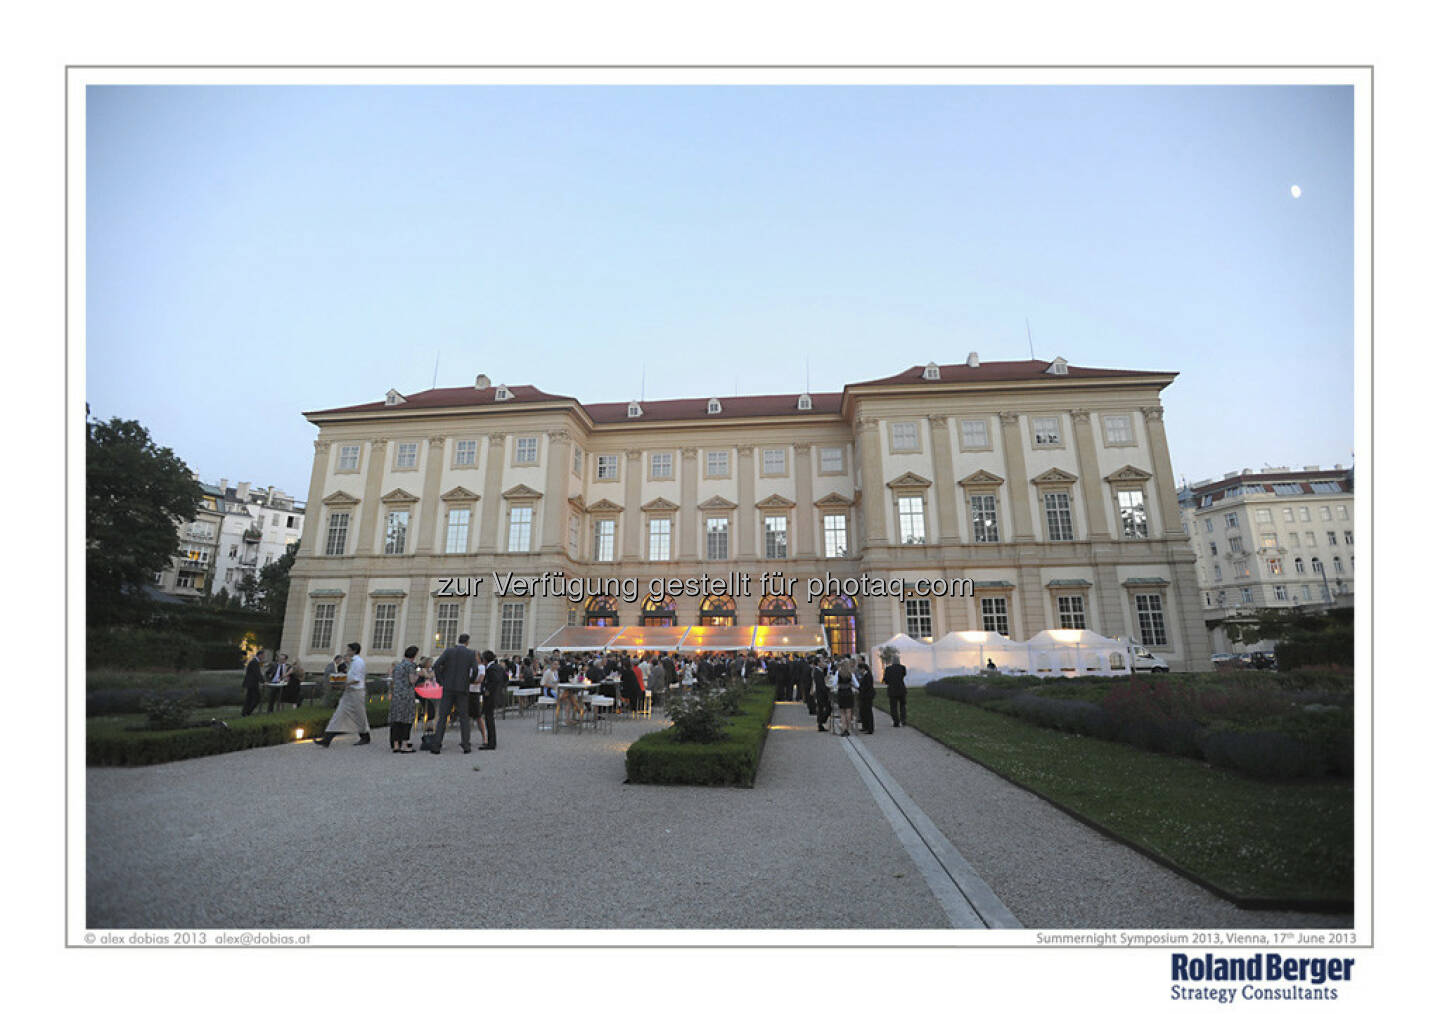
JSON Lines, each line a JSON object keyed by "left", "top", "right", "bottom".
{"left": 1129, "top": 647, "right": 1170, "bottom": 674}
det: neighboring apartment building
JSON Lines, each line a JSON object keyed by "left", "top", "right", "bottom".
{"left": 152, "top": 480, "right": 306, "bottom": 602}
{"left": 282, "top": 358, "right": 1210, "bottom": 671}
{"left": 1177, "top": 466, "right": 1355, "bottom": 652}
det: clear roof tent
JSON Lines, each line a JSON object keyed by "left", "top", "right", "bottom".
{"left": 1024, "top": 629, "right": 1129, "bottom": 676}
{"left": 606, "top": 625, "right": 692, "bottom": 652}
{"left": 752, "top": 624, "right": 828, "bottom": 653}
{"left": 536, "top": 626, "right": 622, "bottom": 653}
{"left": 676, "top": 625, "right": 758, "bottom": 653}
{"left": 932, "top": 630, "right": 1030, "bottom": 675}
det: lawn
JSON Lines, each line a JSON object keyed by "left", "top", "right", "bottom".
{"left": 906, "top": 689, "right": 1353, "bottom": 908}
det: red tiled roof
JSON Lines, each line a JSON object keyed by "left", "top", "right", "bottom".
{"left": 310, "top": 385, "right": 572, "bottom": 416}
{"left": 585, "top": 392, "right": 843, "bottom": 423}
{"left": 848, "top": 359, "right": 1175, "bottom": 387}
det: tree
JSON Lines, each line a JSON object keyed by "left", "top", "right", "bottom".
{"left": 254, "top": 541, "right": 299, "bottom": 618}
{"left": 87, "top": 415, "right": 202, "bottom": 626}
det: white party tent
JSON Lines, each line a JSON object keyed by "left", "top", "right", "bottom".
{"left": 870, "top": 633, "right": 943, "bottom": 684}
{"left": 1023, "top": 629, "right": 1129, "bottom": 677}
{"left": 932, "top": 630, "right": 1031, "bottom": 675}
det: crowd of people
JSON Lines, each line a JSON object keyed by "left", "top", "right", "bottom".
{"left": 241, "top": 637, "right": 911, "bottom": 752}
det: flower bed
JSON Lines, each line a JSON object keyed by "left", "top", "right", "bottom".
{"left": 624, "top": 685, "right": 775, "bottom": 787}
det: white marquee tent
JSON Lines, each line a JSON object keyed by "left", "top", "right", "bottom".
{"left": 871, "top": 629, "right": 1131, "bottom": 680}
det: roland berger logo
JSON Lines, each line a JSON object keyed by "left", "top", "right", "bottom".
{"left": 1170, "top": 952, "right": 1355, "bottom": 1003}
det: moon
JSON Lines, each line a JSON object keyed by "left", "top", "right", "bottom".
{"left": 1290, "top": 185, "right": 1302, "bottom": 198}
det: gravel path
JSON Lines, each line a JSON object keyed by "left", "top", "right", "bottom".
{"left": 86, "top": 700, "right": 1351, "bottom": 930}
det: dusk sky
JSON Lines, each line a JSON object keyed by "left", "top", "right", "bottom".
{"left": 85, "top": 84, "right": 1355, "bottom": 499}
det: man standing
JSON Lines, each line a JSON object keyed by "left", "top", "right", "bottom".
{"left": 883, "top": 653, "right": 908, "bottom": 728}
{"left": 242, "top": 649, "right": 266, "bottom": 716}
{"left": 811, "top": 654, "right": 832, "bottom": 732}
{"left": 316, "top": 643, "right": 371, "bottom": 746}
{"left": 857, "top": 656, "right": 876, "bottom": 734}
{"left": 265, "top": 652, "right": 291, "bottom": 713}
{"left": 477, "top": 649, "right": 505, "bottom": 750}
{"left": 429, "top": 633, "right": 477, "bottom": 754}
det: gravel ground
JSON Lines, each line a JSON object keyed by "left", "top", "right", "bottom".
{"left": 85, "top": 700, "right": 1352, "bottom": 930}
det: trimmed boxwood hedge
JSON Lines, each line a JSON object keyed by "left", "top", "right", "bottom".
{"left": 625, "top": 687, "right": 776, "bottom": 787}
{"left": 87, "top": 700, "right": 392, "bottom": 767}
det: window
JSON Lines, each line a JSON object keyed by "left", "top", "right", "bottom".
{"left": 1336, "top": 505, "right": 1348, "bottom": 520}
{"left": 310, "top": 603, "right": 336, "bottom": 651}
{"left": 891, "top": 422, "right": 920, "bottom": 451}
{"left": 705, "top": 451, "right": 728, "bottom": 477}
{"left": 1135, "top": 594, "right": 1168, "bottom": 646}
{"left": 1243, "top": 484, "right": 1267, "bottom": 495}
{"left": 286, "top": 515, "right": 298, "bottom": 529}
{"left": 1057, "top": 595, "right": 1086, "bottom": 629}
{"left": 499, "top": 603, "right": 525, "bottom": 653}
{"left": 819, "top": 446, "right": 844, "bottom": 473}
{"left": 898, "top": 495, "right": 926, "bottom": 544}
{"left": 1118, "top": 490, "right": 1148, "bottom": 538}
{"left": 1224, "top": 512, "right": 1239, "bottom": 529}
{"left": 1311, "top": 481, "right": 1342, "bottom": 493}
{"left": 1102, "top": 414, "right": 1134, "bottom": 444}
{"left": 596, "top": 454, "right": 618, "bottom": 480}
{"left": 904, "top": 599, "right": 933, "bottom": 639}
{"left": 981, "top": 597, "right": 1009, "bottom": 636}
{"left": 434, "top": 603, "right": 460, "bottom": 654}
{"left": 1204, "top": 519, "right": 1214, "bottom": 532}
{"left": 1208, "top": 542, "right": 1218, "bottom": 556}
{"left": 395, "top": 442, "right": 418, "bottom": 469}
{"left": 507, "top": 505, "right": 533, "bottom": 552}
{"left": 1240, "top": 587, "right": 1253, "bottom": 604}
{"left": 1327, "top": 531, "right": 1338, "bottom": 545}
{"left": 1213, "top": 564, "right": 1222, "bottom": 581}
{"left": 1044, "top": 492, "right": 1074, "bottom": 541}
{"left": 453, "top": 439, "right": 477, "bottom": 467}
{"left": 1273, "top": 482, "right": 1303, "bottom": 495}
{"left": 337, "top": 445, "right": 360, "bottom": 471}
{"left": 1288, "top": 532, "right": 1301, "bottom": 547}
{"left": 706, "top": 517, "right": 729, "bottom": 561}
{"left": 960, "top": 419, "right": 990, "bottom": 449}
{"left": 1305, "top": 531, "right": 1317, "bottom": 546}
{"left": 383, "top": 510, "right": 409, "bottom": 554}
{"left": 176, "top": 573, "right": 196, "bottom": 589}
{"left": 1282, "top": 507, "right": 1295, "bottom": 522}
{"left": 514, "top": 436, "right": 538, "bottom": 464}
{"left": 707, "top": 398, "right": 722, "bottom": 415}
{"left": 1233, "top": 561, "right": 1248, "bottom": 578}
{"left": 1301, "top": 585, "right": 1313, "bottom": 601}
{"left": 372, "top": 603, "right": 397, "bottom": 652}
{"left": 1033, "top": 416, "right": 1061, "bottom": 446}
{"left": 1298, "top": 507, "right": 1311, "bottom": 522}
{"left": 1261, "top": 532, "right": 1278, "bottom": 548}
{"left": 762, "top": 448, "right": 786, "bottom": 475}
{"left": 970, "top": 494, "right": 999, "bottom": 543}
{"left": 573, "top": 446, "right": 583, "bottom": 475}
{"left": 764, "top": 516, "right": 788, "bottom": 559}
{"left": 445, "top": 508, "right": 470, "bottom": 554}
{"left": 1344, "top": 530, "right": 1353, "bottom": 545}
{"left": 1228, "top": 537, "right": 1242, "bottom": 553}
{"left": 823, "top": 514, "right": 848, "bottom": 558}
{"left": 1267, "top": 558, "right": 1283, "bottom": 575}
{"left": 325, "top": 512, "right": 349, "bottom": 556}
{"left": 1319, "top": 506, "right": 1332, "bottom": 521}
{"left": 593, "top": 519, "right": 616, "bottom": 562}
{"left": 797, "top": 393, "right": 812, "bottom": 410}
{"left": 1274, "top": 586, "right": 1288, "bottom": 601}
{"left": 649, "top": 518, "right": 672, "bottom": 561}
{"left": 1310, "top": 556, "right": 1321, "bottom": 574}
{"left": 270, "top": 514, "right": 279, "bottom": 527}
{"left": 651, "top": 452, "right": 673, "bottom": 479}
{"left": 1333, "top": 556, "right": 1344, "bottom": 575}
{"left": 627, "top": 402, "right": 642, "bottom": 418}
{"left": 1294, "top": 557, "right": 1304, "bottom": 573}
{"left": 1256, "top": 508, "right": 1273, "bottom": 523}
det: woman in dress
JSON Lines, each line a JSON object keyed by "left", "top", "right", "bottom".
{"left": 388, "top": 645, "right": 421, "bottom": 753}
{"left": 832, "top": 657, "right": 857, "bottom": 737}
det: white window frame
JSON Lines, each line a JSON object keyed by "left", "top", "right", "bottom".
{"left": 507, "top": 505, "right": 534, "bottom": 552}
{"left": 1134, "top": 593, "right": 1168, "bottom": 646}
{"left": 969, "top": 493, "right": 999, "bottom": 543}
{"left": 705, "top": 450, "right": 729, "bottom": 477}
{"left": 648, "top": 517, "right": 672, "bottom": 561}
{"left": 445, "top": 507, "right": 471, "bottom": 554}
{"left": 596, "top": 454, "right": 619, "bottom": 480}
{"left": 897, "top": 495, "right": 927, "bottom": 545}
{"left": 499, "top": 602, "right": 526, "bottom": 653}
{"left": 310, "top": 603, "right": 337, "bottom": 651}
{"left": 371, "top": 602, "right": 398, "bottom": 653}
{"left": 325, "top": 512, "right": 350, "bottom": 556}
{"left": 1102, "top": 414, "right": 1135, "bottom": 445}
{"left": 959, "top": 419, "right": 990, "bottom": 450}
{"left": 1044, "top": 491, "right": 1074, "bottom": 542}
{"left": 514, "top": 436, "right": 539, "bottom": 465}
{"left": 890, "top": 421, "right": 920, "bottom": 452}
{"left": 383, "top": 510, "right": 410, "bottom": 555}
{"left": 593, "top": 518, "right": 616, "bottom": 562}
{"left": 337, "top": 444, "right": 360, "bottom": 472}
{"left": 764, "top": 515, "right": 788, "bottom": 559}
{"left": 650, "top": 452, "right": 674, "bottom": 480}
{"left": 1032, "top": 416, "right": 1062, "bottom": 447}
{"left": 818, "top": 446, "right": 845, "bottom": 474}
{"left": 822, "top": 513, "right": 849, "bottom": 558}
{"left": 394, "top": 442, "right": 418, "bottom": 470}
{"left": 904, "top": 598, "right": 933, "bottom": 639}
{"left": 761, "top": 448, "right": 787, "bottom": 476}
{"left": 453, "top": 439, "right": 478, "bottom": 467}
{"left": 705, "top": 516, "right": 729, "bottom": 561}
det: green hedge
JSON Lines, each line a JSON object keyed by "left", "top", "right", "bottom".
{"left": 625, "top": 688, "right": 775, "bottom": 787}
{"left": 87, "top": 700, "right": 392, "bottom": 767}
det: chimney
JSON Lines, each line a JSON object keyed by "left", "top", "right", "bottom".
{"left": 966, "top": 352, "right": 980, "bottom": 368}
{"left": 475, "top": 373, "right": 491, "bottom": 390}
{"left": 237, "top": 481, "right": 252, "bottom": 501}
{"left": 218, "top": 478, "right": 229, "bottom": 495}
{"left": 1242, "top": 468, "right": 1253, "bottom": 475}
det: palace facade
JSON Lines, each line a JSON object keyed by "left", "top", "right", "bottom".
{"left": 281, "top": 357, "right": 1209, "bottom": 670}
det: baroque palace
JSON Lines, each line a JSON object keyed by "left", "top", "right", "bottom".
{"left": 281, "top": 357, "right": 1209, "bottom": 670}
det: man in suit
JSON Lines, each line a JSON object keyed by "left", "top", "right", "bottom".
{"left": 429, "top": 633, "right": 478, "bottom": 754}
{"left": 477, "top": 649, "right": 505, "bottom": 750}
{"left": 856, "top": 657, "right": 876, "bottom": 734}
{"left": 265, "top": 652, "right": 291, "bottom": 713}
{"left": 242, "top": 649, "right": 266, "bottom": 716}
{"left": 883, "top": 654, "right": 908, "bottom": 727}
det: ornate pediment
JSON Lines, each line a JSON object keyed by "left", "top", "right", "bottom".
{"left": 441, "top": 485, "right": 481, "bottom": 503}
{"left": 958, "top": 469, "right": 1005, "bottom": 487}
{"left": 586, "top": 498, "right": 624, "bottom": 514}
{"left": 813, "top": 491, "right": 854, "bottom": 508}
{"left": 567, "top": 494, "right": 587, "bottom": 512}
{"left": 379, "top": 487, "right": 420, "bottom": 505}
{"left": 641, "top": 497, "right": 680, "bottom": 513}
{"left": 755, "top": 493, "right": 797, "bottom": 510}
{"left": 698, "top": 495, "right": 737, "bottom": 511}
{"left": 1030, "top": 467, "right": 1079, "bottom": 486}
{"left": 885, "top": 471, "right": 932, "bottom": 490}
{"left": 501, "top": 483, "right": 544, "bottom": 500}
{"left": 321, "top": 490, "right": 361, "bottom": 507}
{"left": 1104, "top": 464, "right": 1154, "bottom": 484}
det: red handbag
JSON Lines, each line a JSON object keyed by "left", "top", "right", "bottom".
{"left": 415, "top": 678, "right": 442, "bottom": 700}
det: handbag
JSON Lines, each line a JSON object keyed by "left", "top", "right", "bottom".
{"left": 415, "top": 677, "right": 442, "bottom": 700}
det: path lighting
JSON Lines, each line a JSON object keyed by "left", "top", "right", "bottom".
{"left": 294, "top": 728, "right": 305, "bottom": 741}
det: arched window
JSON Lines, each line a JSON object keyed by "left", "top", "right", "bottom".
{"left": 820, "top": 593, "right": 858, "bottom": 656}
{"left": 640, "top": 594, "right": 677, "bottom": 627}
{"left": 699, "top": 594, "right": 736, "bottom": 627}
{"left": 758, "top": 594, "right": 798, "bottom": 626}
{"left": 584, "top": 595, "right": 619, "bottom": 627}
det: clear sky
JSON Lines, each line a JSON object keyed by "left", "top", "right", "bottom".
{"left": 86, "top": 84, "right": 1355, "bottom": 499}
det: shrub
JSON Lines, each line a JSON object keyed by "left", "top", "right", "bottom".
{"left": 89, "top": 626, "right": 202, "bottom": 671}
{"left": 1276, "top": 630, "right": 1354, "bottom": 670}
{"left": 663, "top": 689, "right": 728, "bottom": 743}
{"left": 627, "top": 688, "right": 775, "bottom": 786}
{"left": 143, "top": 692, "right": 194, "bottom": 731}
{"left": 199, "top": 641, "right": 245, "bottom": 670}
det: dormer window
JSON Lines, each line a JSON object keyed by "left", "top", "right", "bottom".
{"left": 627, "top": 401, "right": 643, "bottom": 419}
{"left": 384, "top": 388, "right": 406, "bottom": 406}
{"left": 707, "top": 398, "right": 722, "bottom": 415}
{"left": 922, "top": 362, "right": 941, "bottom": 380}
{"left": 1044, "top": 357, "right": 1069, "bottom": 376}
{"left": 966, "top": 352, "right": 980, "bottom": 368}
{"left": 797, "top": 394, "right": 812, "bottom": 411}
{"left": 495, "top": 385, "right": 513, "bottom": 402}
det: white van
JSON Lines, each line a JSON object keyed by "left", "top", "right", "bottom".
{"left": 1129, "top": 647, "right": 1170, "bottom": 674}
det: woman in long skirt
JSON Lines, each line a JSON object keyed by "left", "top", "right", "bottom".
{"left": 388, "top": 646, "right": 420, "bottom": 753}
